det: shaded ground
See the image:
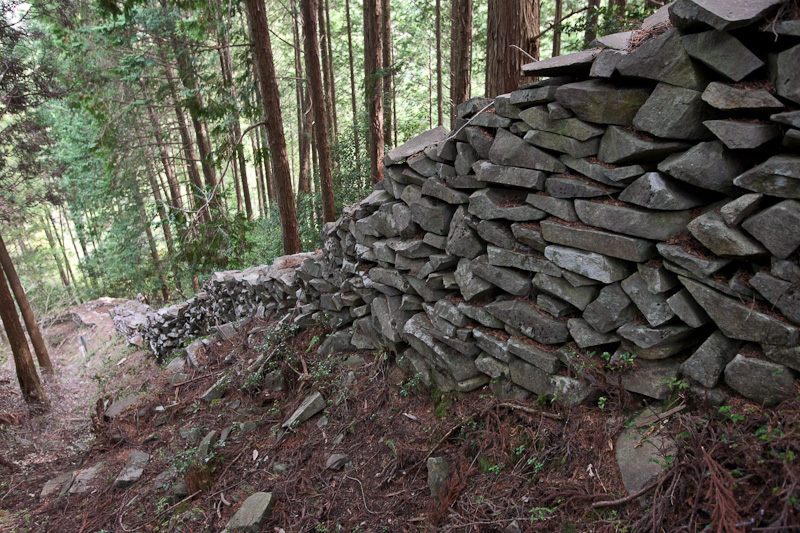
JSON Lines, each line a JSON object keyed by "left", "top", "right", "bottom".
{"left": 0, "top": 301, "right": 798, "bottom": 532}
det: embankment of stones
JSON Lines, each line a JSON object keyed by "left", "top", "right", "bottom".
{"left": 116, "top": 0, "right": 800, "bottom": 407}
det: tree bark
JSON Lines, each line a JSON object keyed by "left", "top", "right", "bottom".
{"left": 251, "top": 133, "right": 266, "bottom": 216}
{"left": 486, "top": 0, "right": 540, "bottom": 97}
{"left": 324, "top": 0, "right": 338, "bottom": 139}
{"left": 345, "top": 0, "right": 360, "bottom": 157}
{"left": 160, "top": 57, "right": 208, "bottom": 223}
{"left": 0, "top": 263, "right": 48, "bottom": 407}
{"left": 0, "top": 233, "right": 53, "bottom": 375}
{"left": 450, "top": 0, "right": 472, "bottom": 128}
{"left": 48, "top": 212, "right": 76, "bottom": 288}
{"left": 363, "top": 0, "right": 384, "bottom": 184}
{"left": 246, "top": 0, "right": 301, "bottom": 254}
{"left": 318, "top": 0, "right": 335, "bottom": 142}
{"left": 584, "top": 0, "right": 601, "bottom": 48}
{"left": 382, "top": 0, "right": 394, "bottom": 145}
{"left": 293, "top": 1, "right": 312, "bottom": 196}
{"left": 435, "top": 0, "right": 443, "bottom": 127}
{"left": 303, "top": 0, "right": 336, "bottom": 223}
{"left": 553, "top": 0, "right": 563, "bottom": 57}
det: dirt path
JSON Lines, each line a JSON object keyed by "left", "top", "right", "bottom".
{"left": 0, "top": 298, "right": 160, "bottom": 493}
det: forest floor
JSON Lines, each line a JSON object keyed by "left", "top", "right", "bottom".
{"left": 0, "top": 299, "right": 798, "bottom": 532}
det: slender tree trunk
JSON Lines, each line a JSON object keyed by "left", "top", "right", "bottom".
{"left": 42, "top": 220, "right": 68, "bottom": 288}
{"left": 251, "top": 133, "right": 266, "bottom": 216}
{"left": 293, "top": 1, "right": 311, "bottom": 196}
{"left": 48, "top": 212, "right": 76, "bottom": 288}
{"left": 131, "top": 178, "right": 170, "bottom": 302}
{"left": 486, "top": 0, "right": 540, "bottom": 96}
{"left": 259, "top": 126, "right": 275, "bottom": 204}
{"left": 553, "top": 0, "right": 563, "bottom": 57}
{"left": 435, "top": 0, "right": 443, "bottom": 127}
{"left": 324, "top": 0, "right": 338, "bottom": 139}
{"left": 0, "top": 233, "right": 53, "bottom": 375}
{"left": 584, "top": 0, "right": 601, "bottom": 48}
{"left": 160, "top": 58, "right": 208, "bottom": 223}
{"left": 219, "top": 32, "right": 253, "bottom": 219}
{"left": 450, "top": 0, "right": 472, "bottom": 128}
{"left": 299, "top": 89, "right": 313, "bottom": 195}
{"left": 303, "top": 0, "right": 336, "bottom": 223}
{"left": 246, "top": 0, "right": 302, "bottom": 254}
{"left": 0, "top": 264, "right": 48, "bottom": 407}
{"left": 345, "top": 0, "right": 360, "bottom": 158}
{"left": 318, "top": 0, "right": 335, "bottom": 143}
{"left": 363, "top": 0, "right": 384, "bottom": 184}
{"left": 382, "top": 0, "right": 394, "bottom": 145}
{"left": 172, "top": 44, "right": 221, "bottom": 214}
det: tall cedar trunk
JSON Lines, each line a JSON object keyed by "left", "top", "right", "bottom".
{"left": 382, "top": 0, "right": 393, "bottom": 146}
{"left": 246, "top": 0, "right": 301, "bottom": 254}
{"left": 553, "top": 0, "right": 563, "bottom": 57}
{"left": 219, "top": 32, "right": 252, "bottom": 218}
{"left": 172, "top": 43, "right": 221, "bottom": 214}
{"left": 144, "top": 151, "right": 176, "bottom": 258}
{"left": 0, "top": 265, "right": 48, "bottom": 406}
{"left": 324, "top": 0, "right": 338, "bottom": 139}
{"left": 0, "top": 233, "right": 53, "bottom": 375}
{"left": 259, "top": 126, "right": 275, "bottom": 204}
{"left": 143, "top": 98, "right": 184, "bottom": 213}
{"left": 303, "top": 0, "right": 336, "bottom": 223}
{"left": 300, "top": 88, "right": 314, "bottom": 195}
{"left": 293, "top": 1, "right": 311, "bottom": 196}
{"left": 363, "top": 0, "right": 384, "bottom": 184}
{"left": 131, "top": 177, "right": 170, "bottom": 302}
{"left": 584, "top": 0, "right": 601, "bottom": 48}
{"left": 486, "top": 0, "right": 540, "bottom": 96}
{"left": 251, "top": 133, "right": 266, "bottom": 215}
{"left": 62, "top": 210, "right": 82, "bottom": 266}
{"left": 450, "top": 0, "right": 472, "bottom": 128}
{"left": 435, "top": 0, "right": 443, "bottom": 127}
{"left": 345, "top": 0, "right": 360, "bottom": 158}
{"left": 318, "top": 0, "right": 335, "bottom": 142}
{"left": 161, "top": 57, "right": 208, "bottom": 223}
{"left": 48, "top": 212, "right": 76, "bottom": 287}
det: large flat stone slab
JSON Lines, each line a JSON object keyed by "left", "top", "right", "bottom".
{"left": 633, "top": 83, "right": 711, "bottom": 140}
{"left": 518, "top": 105, "right": 605, "bottom": 141}
{"left": 681, "top": 330, "right": 740, "bottom": 388}
{"left": 384, "top": 126, "right": 449, "bottom": 165}
{"left": 618, "top": 172, "right": 705, "bottom": 211}
{"left": 598, "top": 126, "right": 689, "bottom": 165}
{"left": 668, "top": 0, "right": 782, "bottom": 31}
{"left": 656, "top": 243, "right": 731, "bottom": 278}
{"left": 687, "top": 210, "right": 767, "bottom": 258}
{"left": 702, "top": 82, "right": 784, "bottom": 112}
{"left": 473, "top": 160, "right": 546, "bottom": 189}
{"left": 775, "top": 43, "right": 800, "bottom": 104}
{"left": 724, "top": 354, "right": 794, "bottom": 406}
{"left": 485, "top": 299, "right": 570, "bottom": 345}
{"left": 621, "top": 272, "right": 675, "bottom": 327}
{"left": 488, "top": 128, "right": 566, "bottom": 172}
{"left": 524, "top": 130, "right": 600, "bottom": 158}
{"left": 681, "top": 30, "right": 764, "bottom": 82}
{"left": 733, "top": 155, "right": 800, "bottom": 199}
{"left": 227, "top": 492, "right": 276, "bottom": 532}
{"left": 575, "top": 200, "right": 694, "bottom": 241}
{"left": 114, "top": 450, "right": 150, "bottom": 489}
{"left": 583, "top": 282, "right": 638, "bottom": 333}
{"left": 680, "top": 276, "right": 799, "bottom": 346}
{"left": 522, "top": 49, "right": 600, "bottom": 77}
{"left": 282, "top": 392, "right": 326, "bottom": 429}
{"left": 617, "top": 322, "right": 697, "bottom": 359}
{"left": 532, "top": 272, "right": 600, "bottom": 311}
{"left": 469, "top": 188, "right": 546, "bottom": 222}
{"left": 540, "top": 220, "right": 656, "bottom": 263}
{"left": 555, "top": 79, "right": 650, "bottom": 126}
{"left": 658, "top": 141, "right": 744, "bottom": 194}
{"left": 544, "top": 245, "right": 634, "bottom": 284}
{"left": 703, "top": 120, "right": 781, "bottom": 150}
{"left": 741, "top": 200, "right": 800, "bottom": 259}
{"left": 616, "top": 28, "right": 707, "bottom": 90}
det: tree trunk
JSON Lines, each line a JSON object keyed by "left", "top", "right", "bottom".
{"left": 0, "top": 263, "right": 48, "bottom": 407}
{"left": 131, "top": 178, "right": 170, "bottom": 303}
{"left": 293, "top": 1, "right": 311, "bottom": 196}
{"left": 486, "top": 0, "right": 540, "bottom": 97}
{"left": 48, "top": 212, "right": 76, "bottom": 288}
{"left": 584, "top": 0, "right": 601, "bottom": 48}
{"left": 172, "top": 44, "right": 221, "bottom": 214}
{"left": 363, "top": 0, "right": 384, "bottom": 184}
{"left": 318, "top": 0, "right": 335, "bottom": 142}
{"left": 435, "top": 0, "right": 443, "bottom": 127}
{"left": 246, "top": 0, "right": 302, "bottom": 254}
{"left": 553, "top": 0, "right": 563, "bottom": 57}
{"left": 219, "top": 31, "right": 252, "bottom": 219}
{"left": 345, "top": 0, "right": 360, "bottom": 158}
{"left": 251, "top": 133, "right": 266, "bottom": 216}
{"left": 382, "top": 0, "right": 394, "bottom": 146}
{"left": 42, "top": 220, "right": 68, "bottom": 288}
{"left": 0, "top": 233, "right": 53, "bottom": 375}
{"left": 450, "top": 0, "right": 472, "bottom": 128}
{"left": 160, "top": 57, "right": 208, "bottom": 223}
{"left": 303, "top": 0, "right": 336, "bottom": 223}
{"left": 324, "top": 0, "right": 338, "bottom": 139}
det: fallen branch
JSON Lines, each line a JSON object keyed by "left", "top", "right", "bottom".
{"left": 496, "top": 401, "right": 564, "bottom": 420}
{"left": 591, "top": 469, "right": 674, "bottom": 508}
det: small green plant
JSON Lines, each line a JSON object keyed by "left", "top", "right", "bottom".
{"left": 529, "top": 506, "right": 555, "bottom": 522}
{"left": 718, "top": 405, "right": 745, "bottom": 425}
{"left": 399, "top": 372, "right": 424, "bottom": 397}
{"left": 598, "top": 396, "right": 607, "bottom": 409}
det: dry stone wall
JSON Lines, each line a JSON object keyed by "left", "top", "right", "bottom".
{"left": 119, "top": 0, "right": 800, "bottom": 407}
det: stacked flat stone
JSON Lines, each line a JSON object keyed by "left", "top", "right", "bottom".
{"left": 121, "top": 0, "right": 800, "bottom": 406}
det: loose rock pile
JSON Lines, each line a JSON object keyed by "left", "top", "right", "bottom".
{"left": 118, "top": 0, "right": 800, "bottom": 407}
